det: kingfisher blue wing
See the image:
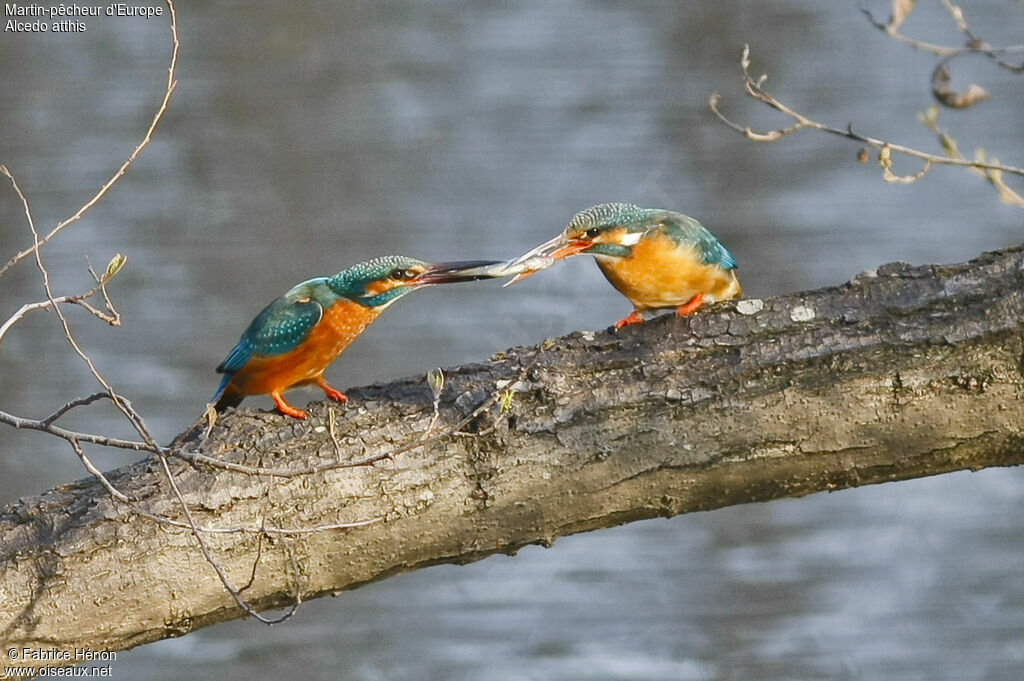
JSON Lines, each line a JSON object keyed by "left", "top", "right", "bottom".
{"left": 215, "top": 279, "right": 327, "bottom": 375}
{"left": 697, "top": 234, "right": 737, "bottom": 270}
{"left": 655, "top": 213, "right": 737, "bottom": 271}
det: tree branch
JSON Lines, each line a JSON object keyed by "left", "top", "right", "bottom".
{"left": 2, "top": 244, "right": 1023, "bottom": 666}
{"left": 861, "top": 0, "right": 1024, "bottom": 71}
{"left": 710, "top": 45, "right": 1024, "bottom": 208}
{"left": 711, "top": 46, "right": 1024, "bottom": 176}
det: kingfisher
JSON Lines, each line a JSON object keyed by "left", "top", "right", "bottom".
{"left": 211, "top": 255, "right": 500, "bottom": 419}
{"left": 508, "top": 203, "right": 741, "bottom": 330}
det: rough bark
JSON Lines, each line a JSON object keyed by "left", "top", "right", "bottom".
{"left": 2, "top": 245, "right": 1023, "bottom": 665}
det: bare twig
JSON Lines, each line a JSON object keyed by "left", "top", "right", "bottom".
{"left": 3, "top": 399, "right": 383, "bottom": 535}
{"left": 238, "top": 524, "right": 267, "bottom": 593}
{"left": 68, "top": 439, "right": 133, "bottom": 504}
{"left": 0, "top": 407, "right": 155, "bottom": 451}
{"left": 269, "top": 517, "right": 383, "bottom": 534}
{"left": 0, "top": 253, "right": 124, "bottom": 350}
{"left": 862, "top": 1, "right": 1022, "bottom": 111}
{"left": 326, "top": 406, "right": 343, "bottom": 458}
{"left": 157, "top": 454, "right": 303, "bottom": 625}
{"left": 40, "top": 393, "right": 112, "bottom": 426}
{"left": 711, "top": 46, "right": 1024, "bottom": 177}
{"left": 1, "top": 149, "right": 160, "bottom": 449}
{"left": 262, "top": 519, "right": 303, "bottom": 616}
{"left": 919, "top": 107, "right": 1024, "bottom": 208}
{"left": 861, "top": 1, "right": 1024, "bottom": 67}
{"left": 0, "top": 0, "right": 180, "bottom": 279}
{"left": 710, "top": 45, "right": 1024, "bottom": 207}
{"left": 420, "top": 367, "right": 445, "bottom": 440}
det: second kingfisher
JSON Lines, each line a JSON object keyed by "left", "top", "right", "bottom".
{"left": 508, "top": 203, "right": 741, "bottom": 330}
{"left": 211, "top": 256, "right": 499, "bottom": 419}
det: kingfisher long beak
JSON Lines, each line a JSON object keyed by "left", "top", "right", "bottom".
{"left": 414, "top": 260, "right": 506, "bottom": 285}
{"left": 505, "top": 233, "right": 591, "bottom": 285}
{"left": 546, "top": 237, "right": 592, "bottom": 261}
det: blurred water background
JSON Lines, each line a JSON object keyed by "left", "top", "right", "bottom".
{"left": 1, "top": 1, "right": 1023, "bottom": 679}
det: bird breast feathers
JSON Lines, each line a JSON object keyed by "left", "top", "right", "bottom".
{"left": 596, "top": 231, "right": 734, "bottom": 309}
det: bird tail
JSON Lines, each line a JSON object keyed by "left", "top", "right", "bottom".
{"left": 210, "top": 374, "right": 244, "bottom": 412}
{"left": 728, "top": 270, "right": 742, "bottom": 299}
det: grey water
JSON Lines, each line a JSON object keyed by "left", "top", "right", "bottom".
{"left": 1, "top": 1, "right": 1023, "bottom": 679}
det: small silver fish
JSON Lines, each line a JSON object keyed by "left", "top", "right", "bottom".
{"left": 440, "top": 249, "right": 558, "bottom": 286}
{"left": 499, "top": 233, "right": 569, "bottom": 285}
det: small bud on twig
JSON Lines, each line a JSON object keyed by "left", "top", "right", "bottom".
{"left": 427, "top": 368, "right": 445, "bottom": 400}
{"left": 104, "top": 253, "right": 127, "bottom": 281}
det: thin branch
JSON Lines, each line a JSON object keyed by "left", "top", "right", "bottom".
{"left": 1, "top": 154, "right": 159, "bottom": 448}
{"left": 0, "top": 258, "right": 123, "bottom": 350}
{"left": 269, "top": 516, "right": 383, "bottom": 535}
{"left": 861, "top": 4, "right": 963, "bottom": 55}
{"left": 863, "top": 1, "right": 1022, "bottom": 111}
{"left": 860, "top": 1, "right": 1024, "bottom": 68}
{"left": 0, "top": 0, "right": 180, "bottom": 279}
{"left": 710, "top": 45, "right": 1024, "bottom": 208}
{"left": 41, "top": 392, "right": 117, "bottom": 426}
{"left": 919, "top": 108, "right": 1024, "bottom": 208}
{"left": 0, "top": 408, "right": 157, "bottom": 451}
{"left": 420, "top": 368, "right": 445, "bottom": 441}
{"left": 0, "top": 403, "right": 383, "bottom": 536}
{"left": 68, "top": 439, "right": 132, "bottom": 504}
{"left": 238, "top": 524, "right": 266, "bottom": 593}
{"left": 325, "top": 406, "right": 343, "bottom": 458}
{"left": 157, "top": 454, "right": 302, "bottom": 625}
{"left": 711, "top": 46, "right": 1024, "bottom": 177}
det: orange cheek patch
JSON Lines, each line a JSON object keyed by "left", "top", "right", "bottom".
{"left": 364, "top": 280, "right": 394, "bottom": 296}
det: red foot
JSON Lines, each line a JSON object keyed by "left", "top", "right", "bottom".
{"left": 613, "top": 310, "right": 645, "bottom": 331}
{"left": 271, "top": 390, "right": 307, "bottom": 419}
{"left": 316, "top": 376, "right": 348, "bottom": 403}
{"left": 675, "top": 292, "right": 705, "bottom": 317}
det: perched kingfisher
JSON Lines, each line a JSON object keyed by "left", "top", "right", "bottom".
{"left": 211, "top": 256, "right": 500, "bottom": 419}
{"left": 508, "top": 203, "right": 741, "bottom": 330}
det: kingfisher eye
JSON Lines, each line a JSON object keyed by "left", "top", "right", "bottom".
{"left": 390, "top": 268, "right": 414, "bottom": 281}
{"left": 585, "top": 227, "right": 600, "bottom": 238}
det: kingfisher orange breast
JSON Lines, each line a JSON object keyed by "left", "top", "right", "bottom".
{"left": 225, "top": 299, "right": 380, "bottom": 396}
{"left": 595, "top": 232, "right": 740, "bottom": 311}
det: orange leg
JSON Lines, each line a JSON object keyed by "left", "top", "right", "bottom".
{"left": 316, "top": 376, "right": 348, "bottom": 403}
{"left": 614, "top": 310, "right": 645, "bottom": 331}
{"left": 675, "top": 292, "right": 705, "bottom": 317}
{"left": 271, "top": 390, "right": 308, "bottom": 420}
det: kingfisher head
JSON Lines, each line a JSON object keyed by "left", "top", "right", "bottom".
{"left": 503, "top": 203, "right": 653, "bottom": 284}
{"left": 534, "top": 203, "right": 652, "bottom": 260}
{"left": 555, "top": 203, "right": 654, "bottom": 259}
{"left": 328, "top": 255, "right": 502, "bottom": 308}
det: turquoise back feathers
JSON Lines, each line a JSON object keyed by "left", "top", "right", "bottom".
{"left": 216, "top": 278, "right": 333, "bottom": 375}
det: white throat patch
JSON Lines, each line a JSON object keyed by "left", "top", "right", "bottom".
{"left": 616, "top": 231, "right": 643, "bottom": 247}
